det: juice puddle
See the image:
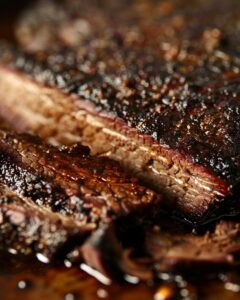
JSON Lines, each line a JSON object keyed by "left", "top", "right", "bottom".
{"left": 0, "top": 251, "right": 240, "bottom": 300}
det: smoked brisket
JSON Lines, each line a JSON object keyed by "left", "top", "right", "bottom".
{"left": 0, "top": 184, "right": 93, "bottom": 261}
{"left": 0, "top": 128, "right": 160, "bottom": 278}
{"left": 0, "top": 128, "right": 159, "bottom": 223}
{"left": 0, "top": 0, "right": 240, "bottom": 222}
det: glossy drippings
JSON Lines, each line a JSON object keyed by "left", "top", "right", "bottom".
{"left": 0, "top": 251, "right": 240, "bottom": 300}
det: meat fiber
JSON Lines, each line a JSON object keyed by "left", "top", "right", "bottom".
{"left": 0, "top": 128, "right": 160, "bottom": 223}
{"left": 0, "top": 184, "right": 93, "bottom": 261}
{"left": 0, "top": 128, "right": 240, "bottom": 280}
{"left": 0, "top": 0, "right": 240, "bottom": 222}
{"left": 0, "top": 128, "right": 160, "bottom": 278}
{"left": 3, "top": 181, "right": 240, "bottom": 282}
{"left": 145, "top": 219, "right": 240, "bottom": 273}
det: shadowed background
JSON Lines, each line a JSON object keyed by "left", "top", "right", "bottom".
{"left": 0, "top": 0, "right": 32, "bottom": 39}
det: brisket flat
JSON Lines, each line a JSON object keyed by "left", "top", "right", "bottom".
{"left": 0, "top": 0, "right": 240, "bottom": 222}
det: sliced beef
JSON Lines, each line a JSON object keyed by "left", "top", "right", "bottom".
{"left": 0, "top": 0, "right": 240, "bottom": 222}
{"left": 0, "top": 128, "right": 160, "bottom": 224}
{"left": 0, "top": 129, "right": 159, "bottom": 279}
{"left": 0, "top": 129, "right": 240, "bottom": 280}
{"left": 0, "top": 184, "right": 129, "bottom": 281}
{"left": 145, "top": 219, "right": 240, "bottom": 273}
{"left": 0, "top": 184, "right": 93, "bottom": 261}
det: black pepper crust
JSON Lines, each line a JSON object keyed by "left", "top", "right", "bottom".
{"left": 2, "top": 0, "right": 240, "bottom": 186}
{"left": 0, "top": 186, "right": 93, "bottom": 260}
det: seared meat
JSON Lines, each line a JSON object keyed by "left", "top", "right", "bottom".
{"left": 0, "top": 184, "right": 93, "bottom": 261}
{"left": 0, "top": 184, "right": 128, "bottom": 280}
{"left": 3, "top": 181, "right": 240, "bottom": 282}
{"left": 0, "top": 127, "right": 240, "bottom": 280}
{"left": 0, "top": 129, "right": 160, "bottom": 278}
{"left": 0, "top": 0, "right": 240, "bottom": 222}
{"left": 145, "top": 219, "right": 240, "bottom": 272}
{"left": 0, "top": 128, "right": 160, "bottom": 224}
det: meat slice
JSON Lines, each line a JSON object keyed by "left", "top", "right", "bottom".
{"left": 0, "top": 128, "right": 160, "bottom": 224}
{"left": 0, "top": 130, "right": 160, "bottom": 279}
{"left": 0, "top": 184, "right": 130, "bottom": 281}
{"left": 145, "top": 219, "right": 240, "bottom": 273}
{"left": 0, "top": 0, "right": 240, "bottom": 222}
{"left": 0, "top": 184, "right": 93, "bottom": 261}
{"left": 3, "top": 183, "right": 240, "bottom": 284}
{"left": 0, "top": 50, "right": 239, "bottom": 223}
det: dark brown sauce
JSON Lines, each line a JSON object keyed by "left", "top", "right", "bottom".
{"left": 0, "top": 251, "right": 240, "bottom": 300}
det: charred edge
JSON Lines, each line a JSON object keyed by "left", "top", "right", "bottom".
{"left": 0, "top": 193, "right": 93, "bottom": 261}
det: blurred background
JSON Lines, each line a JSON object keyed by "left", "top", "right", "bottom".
{"left": 0, "top": 0, "right": 32, "bottom": 39}
{"left": 0, "top": 0, "right": 32, "bottom": 11}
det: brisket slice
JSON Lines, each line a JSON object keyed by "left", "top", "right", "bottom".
{"left": 0, "top": 129, "right": 160, "bottom": 279}
{"left": 0, "top": 184, "right": 127, "bottom": 279}
{"left": 0, "top": 184, "right": 93, "bottom": 261}
{"left": 3, "top": 184, "right": 240, "bottom": 283}
{"left": 0, "top": 128, "right": 240, "bottom": 279}
{"left": 2, "top": 185, "right": 240, "bottom": 282}
{"left": 0, "top": 50, "right": 239, "bottom": 224}
{"left": 1, "top": 0, "right": 240, "bottom": 222}
{"left": 0, "top": 0, "right": 240, "bottom": 220}
{"left": 0, "top": 128, "right": 159, "bottom": 224}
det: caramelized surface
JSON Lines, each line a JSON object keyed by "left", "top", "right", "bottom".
{"left": 0, "top": 129, "right": 159, "bottom": 223}
{"left": 9, "top": 0, "right": 240, "bottom": 184}
{"left": 0, "top": 0, "right": 240, "bottom": 221}
{"left": 1, "top": 2, "right": 240, "bottom": 300}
